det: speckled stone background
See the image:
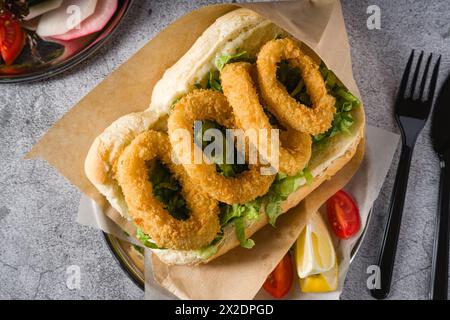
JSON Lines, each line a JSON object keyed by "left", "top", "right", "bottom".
{"left": 1, "top": 0, "right": 449, "bottom": 300}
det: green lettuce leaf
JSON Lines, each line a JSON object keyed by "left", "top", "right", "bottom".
{"left": 303, "top": 167, "right": 313, "bottom": 185}
{"left": 220, "top": 201, "right": 261, "bottom": 226}
{"left": 264, "top": 194, "right": 284, "bottom": 227}
{"left": 215, "top": 50, "right": 255, "bottom": 71}
{"left": 194, "top": 71, "right": 223, "bottom": 92}
{"left": 136, "top": 227, "right": 222, "bottom": 258}
{"left": 262, "top": 170, "right": 310, "bottom": 226}
{"left": 219, "top": 168, "right": 312, "bottom": 237}
{"left": 219, "top": 201, "right": 260, "bottom": 248}
{"left": 136, "top": 228, "right": 163, "bottom": 249}
{"left": 197, "top": 244, "right": 218, "bottom": 259}
{"left": 243, "top": 200, "right": 261, "bottom": 222}
{"left": 208, "top": 70, "right": 223, "bottom": 92}
{"left": 313, "top": 63, "right": 360, "bottom": 144}
{"left": 234, "top": 217, "right": 255, "bottom": 249}
{"left": 220, "top": 204, "right": 243, "bottom": 226}
{"left": 196, "top": 234, "right": 223, "bottom": 259}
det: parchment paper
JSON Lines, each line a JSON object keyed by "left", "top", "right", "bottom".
{"left": 27, "top": 0, "right": 390, "bottom": 300}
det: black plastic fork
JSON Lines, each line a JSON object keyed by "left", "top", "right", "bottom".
{"left": 370, "top": 50, "right": 441, "bottom": 300}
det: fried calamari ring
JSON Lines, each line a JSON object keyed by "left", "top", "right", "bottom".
{"left": 116, "top": 130, "right": 220, "bottom": 250}
{"left": 221, "top": 62, "right": 312, "bottom": 176}
{"left": 168, "top": 89, "right": 275, "bottom": 204}
{"left": 257, "top": 38, "right": 336, "bottom": 135}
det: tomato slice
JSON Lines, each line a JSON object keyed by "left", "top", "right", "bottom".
{"left": 263, "top": 252, "right": 293, "bottom": 298}
{"left": 0, "top": 13, "right": 25, "bottom": 66}
{"left": 326, "top": 190, "right": 361, "bottom": 239}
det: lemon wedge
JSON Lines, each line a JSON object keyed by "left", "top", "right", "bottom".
{"left": 299, "top": 260, "right": 339, "bottom": 293}
{"left": 295, "top": 212, "right": 336, "bottom": 278}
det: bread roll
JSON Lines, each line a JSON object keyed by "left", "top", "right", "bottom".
{"left": 85, "top": 8, "right": 364, "bottom": 265}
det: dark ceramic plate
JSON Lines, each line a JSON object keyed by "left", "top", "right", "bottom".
{"left": 0, "top": 0, "right": 134, "bottom": 84}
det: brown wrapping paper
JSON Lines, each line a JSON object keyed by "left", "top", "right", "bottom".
{"left": 27, "top": 0, "right": 365, "bottom": 300}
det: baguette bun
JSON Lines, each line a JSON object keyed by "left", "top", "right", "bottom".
{"left": 85, "top": 8, "right": 364, "bottom": 265}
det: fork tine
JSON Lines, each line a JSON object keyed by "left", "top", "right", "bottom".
{"left": 409, "top": 51, "right": 424, "bottom": 97}
{"left": 418, "top": 54, "right": 432, "bottom": 100}
{"left": 426, "top": 55, "right": 441, "bottom": 103}
{"left": 397, "top": 50, "right": 415, "bottom": 101}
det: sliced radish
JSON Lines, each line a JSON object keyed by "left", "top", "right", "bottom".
{"left": 24, "top": 0, "right": 64, "bottom": 21}
{"left": 52, "top": 0, "right": 117, "bottom": 41}
{"left": 36, "top": 0, "right": 98, "bottom": 38}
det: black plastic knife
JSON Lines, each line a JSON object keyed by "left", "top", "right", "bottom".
{"left": 430, "top": 72, "right": 450, "bottom": 300}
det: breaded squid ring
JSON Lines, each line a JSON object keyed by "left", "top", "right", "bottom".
{"left": 116, "top": 130, "right": 220, "bottom": 250}
{"left": 168, "top": 89, "right": 275, "bottom": 204}
{"left": 221, "top": 62, "right": 312, "bottom": 176}
{"left": 256, "top": 38, "right": 336, "bottom": 135}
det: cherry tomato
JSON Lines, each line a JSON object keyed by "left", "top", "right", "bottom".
{"left": 326, "top": 190, "right": 360, "bottom": 239}
{"left": 263, "top": 252, "right": 293, "bottom": 298}
{"left": 0, "top": 13, "right": 25, "bottom": 66}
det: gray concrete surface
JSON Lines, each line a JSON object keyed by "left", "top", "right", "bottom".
{"left": 1, "top": 0, "right": 449, "bottom": 300}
